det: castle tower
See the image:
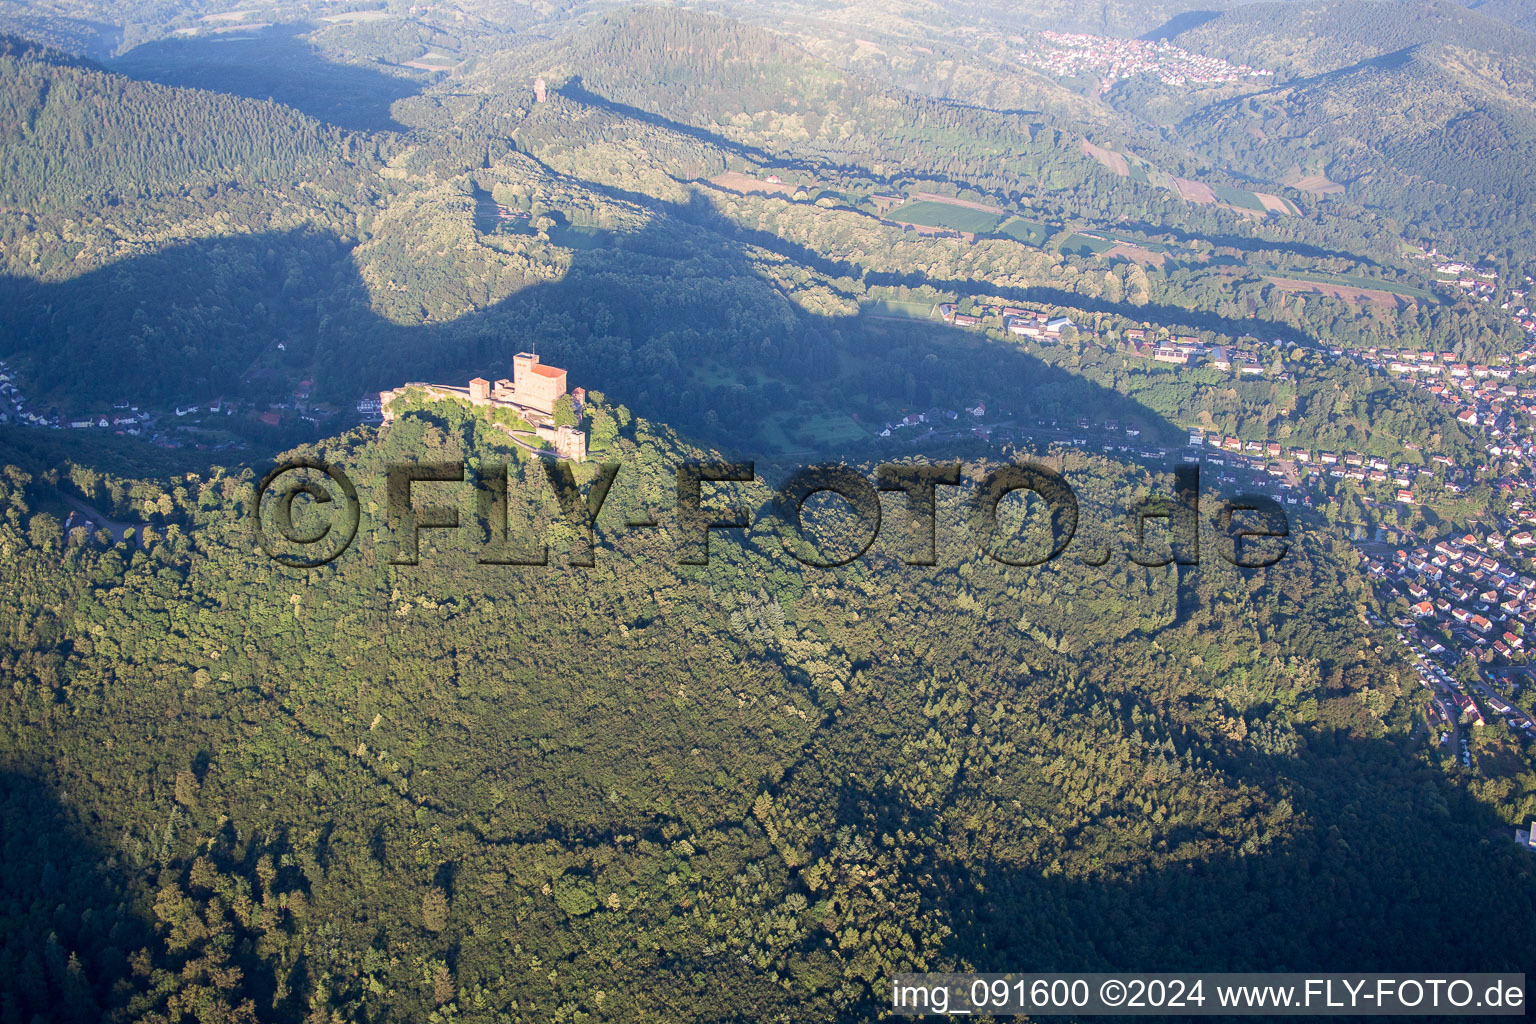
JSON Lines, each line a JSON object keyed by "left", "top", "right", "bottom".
{"left": 511, "top": 352, "right": 566, "bottom": 416}
{"left": 468, "top": 377, "right": 490, "bottom": 404}
{"left": 534, "top": 77, "right": 547, "bottom": 103}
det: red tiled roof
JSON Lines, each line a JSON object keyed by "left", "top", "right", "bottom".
{"left": 530, "top": 364, "right": 565, "bottom": 379}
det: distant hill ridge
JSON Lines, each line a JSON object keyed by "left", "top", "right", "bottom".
{"left": 1169, "top": 0, "right": 1535, "bottom": 76}
{"left": 1164, "top": 0, "right": 1536, "bottom": 251}
{"left": 0, "top": 33, "right": 368, "bottom": 209}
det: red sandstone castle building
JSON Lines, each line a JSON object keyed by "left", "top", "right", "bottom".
{"left": 379, "top": 352, "right": 586, "bottom": 460}
{"left": 466, "top": 352, "right": 567, "bottom": 416}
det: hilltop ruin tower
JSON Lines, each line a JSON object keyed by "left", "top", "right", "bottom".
{"left": 534, "top": 77, "right": 547, "bottom": 103}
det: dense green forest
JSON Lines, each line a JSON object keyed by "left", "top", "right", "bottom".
{"left": 0, "top": 35, "right": 383, "bottom": 208}
{"left": 1170, "top": 2, "right": 1536, "bottom": 256}
{"left": 2, "top": 1, "right": 1536, "bottom": 1020}
{"left": 0, "top": 10, "right": 1521, "bottom": 463}
{"left": 1, "top": 411, "right": 1533, "bottom": 1021}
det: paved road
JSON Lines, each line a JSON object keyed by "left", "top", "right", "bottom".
{"left": 1469, "top": 672, "right": 1536, "bottom": 731}
{"left": 58, "top": 492, "right": 138, "bottom": 544}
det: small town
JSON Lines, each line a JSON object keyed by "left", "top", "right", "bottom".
{"left": 1018, "top": 30, "right": 1274, "bottom": 90}
{"left": 0, "top": 354, "right": 335, "bottom": 453}
{"left": 897, "top": 296, "right": 1536, "bottom": 758}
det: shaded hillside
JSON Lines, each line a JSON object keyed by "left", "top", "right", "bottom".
{"left": 1462, "top": 0, "right": 1536, "bottom": 32}
{"left": 1170, "top": 3, "right": 1536, "bottom": 251}
{"left": 467, "top": 7, "right": 1100, "bottom": 200}
{"left": 0, "top": 403, "right": 1532, "bottom": 1020}
{"left": 0, "top": 228, "right": 359, "bottom": 406}
{"left": 0, "top": 6, "right": 120, "bottom": 58}
{"left": 0, "top": 35, "right": 382, "bottom": 209}
{"left": 1169, "top": 0, "right": 1534, "bottom": 76}
{"left": 109, "top": 22, "right": 426, "bottom": 133}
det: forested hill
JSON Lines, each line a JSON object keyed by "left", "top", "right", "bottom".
{"left": 474, "top": 8, "right": 1102, "bottom": 196}
{"left": 0, "top": 34, "right": 380, "bottom": 210}
{"left": 0, "top": 0, "right": 1535, "bottom": 1018}
{"left": 1170, "top": 1, "right": 1536, "bottom": 253}
{"left": 1, "top": 408, "right": 1532, "bottom": 1020}
{"left": 1462, "top": 0, "right": 1536, "bottom": 33}
{"left": 1183, "top": 40, "right": 1536, "bottom": 195}
{"left": 1170, "top": 0, "right": 1535, "bottom": 76}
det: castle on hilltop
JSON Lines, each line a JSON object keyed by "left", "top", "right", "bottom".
{"left": 379, "top": 352, "right": 587, "bottom": 460}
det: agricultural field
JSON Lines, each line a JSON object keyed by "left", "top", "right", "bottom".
{"left": 908, "top": 191, "right": 1006, "bottom": 214}
{"left": 709, "top": 171, "right": 805, "bottom": 196}
{"left": 400, "top": 51, "right": 461, "bottom": 71}
{"left": 1082, "top": 139, "right": 1130, "bottom": 176}
{"left": 883, "top": 200, "right": 1003, "bottom": 234}
{"left": 1284, "top": 172, "right": 1345, "bottom": 195}
{"left": 1212, "top": 184, "right": 1301, "bottom": 215}
{"left": 1265, "top": 272, "right": 1435, "bottom": 308}
{"left": 793, "top": 411, "right": 871, "bottom": 447}
{"left": 1210, "top": 184, "right": 1268, "bottom": 212}
{"left": 1263, "top": 269, "right": 1437, "bottom": 300}
{"left": 1101, "top": 241, "right": 1168, "bottom": 266}
{"left": 1257, "top": 192, "right": 1302, "bottom": 215}
{"left": 1085, "top": 139, "right": 1298, "bottom": 216}
{"left": 756, "top": 409, "right": 870, "bottom": 454}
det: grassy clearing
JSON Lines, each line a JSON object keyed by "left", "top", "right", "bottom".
{"left": 1264, "top": 269, "right": 1436, "bottom": 300}
{"left": 861, "top": 299, "right": 934, "bottom": 319}
{"left": 997, "top": 216, "right": 1050, "bottom": 246}
{"left": 795, "top": 411, "right": 871, "bottom": 446}
{"left": 549, "top": 224, "right": 610, "bottom": 249}
{"left": 1058, "top": 233, "right": 1116, "bottom": 256}
{"left": 1210, "top": 184, "right": 1268, "bottom": 212}
{"left": 885, "top": 200, "right": 1003, "bottom": 234}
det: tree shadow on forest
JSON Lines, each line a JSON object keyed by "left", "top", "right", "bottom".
{"left": 7, "top": 717, "right": 1533, "bottom": 1024}
{"left": 0, "top": 228, "right": 359, "bottom": 409}
{"left": 0, "top": 208, "right": 1207, "bottom": 460}
{"left": 110, "top": 22, "right": 422, "bottom": 132}
{"left": 1111, "top": 218, "right": 1389, "bottom": 268}
{"left": 0, "top": 192, "right": 1341, "bottom": 455}
{"left": 0, "top": 147, "right": 1399, "bottom": 459}
{"left": 824, "top": 724, "right": 1536, "bottom": 975}
{"left": 1140, "top": 10, "right": 1224, "bottom": 42}
{"left": 0, "top": 770, "right": 150, "bottom": 1020}
{"left": 558, "top": 76, "right": 781, "bottom": 168}
{"left": 0, "top": 770, "right": 323, "bottom": 1021}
